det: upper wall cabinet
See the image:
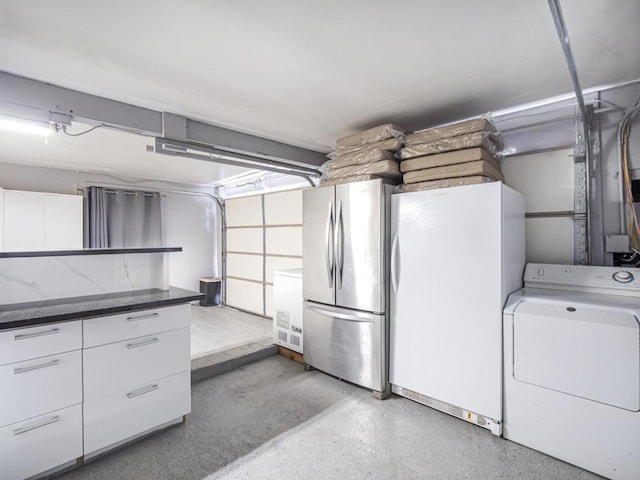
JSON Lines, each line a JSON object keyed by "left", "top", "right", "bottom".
{"left": 0, "top": 188, "right": 83, "bottom": 251}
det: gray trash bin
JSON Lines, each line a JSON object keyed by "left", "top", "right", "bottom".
{"left": 199, "top": 277, "right": 221, "bottom": 306}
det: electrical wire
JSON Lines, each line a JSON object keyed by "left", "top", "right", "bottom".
{"left": 60, "top": 123, "right": 151, "bottom": 137}
{"left": 618, "top": 95, "right": 640, "bottom": 249}
{"left": 61, "top": 124, "right": 103, "bottom": 136}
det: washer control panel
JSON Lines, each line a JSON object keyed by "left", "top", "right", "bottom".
{"left": 524, "top": 263, "right": 640, "bottom": 296}
{"left": 612, "top": 270, "right": 634, "bottom": 283}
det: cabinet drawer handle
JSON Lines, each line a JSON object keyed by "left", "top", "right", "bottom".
{"left": 14, "top": 359, "right": 60, "bottom": 374}
{"left": 126, "top": 384, "right": 159, "bottom": 399}
{"left": 126, "top": 313, "right": 159, "bottom": 322}
{"left": 14, "top": 328, "right": 60, "bottom": 341}
{"left": 126, "top": 337, "right": 159, "bottom": 349}
{"left": 13, "top": 415, "right": 60, "bottom": 436}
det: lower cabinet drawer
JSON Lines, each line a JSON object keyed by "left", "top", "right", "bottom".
{"left": 0, "top": 320, "right": 82, "bottom": 367}
{"left": 0, "top": 403, "right": 83, "bottom": 480}
{"left": 0, "top": 350, "right": 82, "bottom": 428}
{"left": 84, "top": 370, "right": 191, "bottom": 455}
{"left": 83, "top": 327, "right": 191, "bottom": 400}
{"left": 83, "top": 304, "right": 191, "bottom": 348}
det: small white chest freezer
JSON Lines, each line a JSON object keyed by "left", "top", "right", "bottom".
{"left": 273, "top": 269, "right": 303, "bottom": 353}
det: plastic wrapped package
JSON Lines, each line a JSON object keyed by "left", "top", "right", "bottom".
{"left": 398, "top": 175, "right": 497, "bottom": 193}
{"left": 402, "top": 160, "right": 504, "bottom": 184}
{"left": 336, "top": 123, "right": 410, "bottom": 150}
{"left": 320, "top": 174, "right": 401, "bottom": 187}
{"left": 399, "top": 131, "right": 503, "bottom": 160}
{"left": 335, "top": 137, "right": 404, "bottom": 156}
{"left": 327, "top": 160, "right": 401, "bottom": 180}
{"left": 328, "top": 149, "right": 396, "bottom": 172}
{"left": 400, "top": 147, "right": 498, "bottom": 173}
{"left": 405, "top": 114, "right": 497, "bottom": 146}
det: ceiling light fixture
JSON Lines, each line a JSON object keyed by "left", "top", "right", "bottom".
{"left": 0, "top": 116, "right": 52, "bottom": 136}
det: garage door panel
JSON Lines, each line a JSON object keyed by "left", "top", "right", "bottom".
{"left": 227, "top": 228, "right": 262, "bottom": 253}
{"left": 266, "top": 227, "right": 302, "bottom": 256}
{"left": 227, "top": 253, "right": 263, "bottom": 282}
{"left": 265, "top": 285, "right": 274, "bottom": 318}
{"left": 226, "top": 278, "right": 263, "bottom": 315}
{"left": 264, "top": 190, "right": 303, "bottom": 225}
{"left": 265, "top": 256, "right": 302, "bottom": 284}
{"left": 225, "top": 196, "right": 263, "bottom": 227}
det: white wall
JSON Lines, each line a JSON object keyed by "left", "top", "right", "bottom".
{"left": 0, "top": 161, "right": 220, "bottom": 291}
{"left": 163, "top": 192, "right": 219, "bottom": 291}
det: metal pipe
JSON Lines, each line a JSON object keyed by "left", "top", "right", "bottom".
{"left": 548, "top": 0, "right": 591, "bottom": 263}
{"left": 547, "top": 0, "right": 588, "bottom": 121}
{"left": 499, "top": 107, "right": 617, "bottom": 134}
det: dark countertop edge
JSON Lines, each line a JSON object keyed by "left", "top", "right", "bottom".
{"left": 0, "top": 247, "right": 183, "bottom": 258}
{"left": 0, "top": 292, "right": 204, "bottom": 331}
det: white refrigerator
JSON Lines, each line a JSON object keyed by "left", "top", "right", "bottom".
{"left": 389, "top": 182, "right": 524, "bottom": 434}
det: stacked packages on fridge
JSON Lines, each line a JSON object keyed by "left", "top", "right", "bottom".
{"left": 321, "top": 123, "right": 411, "bottom": 186}
{"left": 397, "top": 115, "right": 504, "bottom": 192}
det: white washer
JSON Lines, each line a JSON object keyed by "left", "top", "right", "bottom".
{"left": 503, "top": 263, "right": 640, "bottom": 480}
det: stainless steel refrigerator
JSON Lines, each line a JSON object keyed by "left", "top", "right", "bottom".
{"left": 303, "top": 178, "right": 391, "bottom": 397}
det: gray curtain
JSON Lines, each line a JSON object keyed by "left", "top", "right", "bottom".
{"left": 87, "top": 186, "right": 163, "bottom": 248}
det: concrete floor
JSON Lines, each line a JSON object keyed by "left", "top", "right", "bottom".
{"left": 59, "top": 356, "right": 601, "bottom": 480}
{"left": 190, "top": 305, "right": 272, "bottom": 359}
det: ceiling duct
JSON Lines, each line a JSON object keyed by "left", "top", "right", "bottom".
{"left": 154, "top": 137, "right": 320, "bottom": 186}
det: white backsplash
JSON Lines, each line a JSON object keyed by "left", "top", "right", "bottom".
{"left": 0, "top": 252, "right": 169, "bottom": 305}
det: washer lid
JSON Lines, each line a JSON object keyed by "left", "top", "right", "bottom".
{"left": 513, "top": 300, "right": 640, "bottom": 411}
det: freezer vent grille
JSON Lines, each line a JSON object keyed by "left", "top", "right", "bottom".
{"left": 290, "top": 335, "right": 301, "bottom": 346}
{"left": 448, "top": 405, "right": 464, "bottom": 418}
{"left": 434, "top": 399, "right": 449, "bottom": 413}
{"left": 399, "top": 387, "right": 433, "bottom": 407}
{"left": 398, "top": 387, "right": 491, "bottom": 429}
{"left": 278, "top": 331, "right": 288, "bottom": 342}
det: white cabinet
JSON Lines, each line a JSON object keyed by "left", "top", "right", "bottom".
{"left": 1, "top": 189, "right": 83, "bottom": 251}
{"left": 0, "top": 303, "right": 192, "bottom": 478}
{"left": 82, "top": 303, "right": 191, "bottom": 456}
{"left": 0, "top": 320, "right": 82, "bottom": 366}
{"left": 83, "top": 304, "right": 190, "bottom": 348}
{"left": 0, "top": 320, "right": 83, "bottom": 480}
{"left": 3, "top": 190, "right": 45, "bottom": 251}
{"left": 84, "top": 371, "right": 191, "bottom": 455}
{"left": 45, "top": 194, "right": 83, "bottom": 249}
{"left": 83, "top": 327, "right": 191, "bottom": 401}
{"left": 0, "top": 350, "right": 82, "bottom": 428}
{"left": 0, "top": 404, "right": 83, "bottom": 480}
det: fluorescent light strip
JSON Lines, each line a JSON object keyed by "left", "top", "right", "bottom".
{"left": 0, "top": 117, "right": 52, "bottom": 136}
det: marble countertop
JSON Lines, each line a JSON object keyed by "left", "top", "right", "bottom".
{"left": 0, "top": 287, "right": 204, "bottom": 330}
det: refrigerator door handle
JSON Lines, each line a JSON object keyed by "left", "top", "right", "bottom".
{"left": 305, "top": 303, "right": 376, "bottom": 323}
{"left": 391, "top": 232, "right": 399, "bottom": 294}
{"left": 335, "top": 200, "right": 344, "bottom": 289}
{"left": 325, "top": 201, "right": 334, "bottom": 288}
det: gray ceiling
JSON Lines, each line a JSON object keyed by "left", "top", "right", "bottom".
{"left": 0, "top": 0, "right": 638, "bottom": 184}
